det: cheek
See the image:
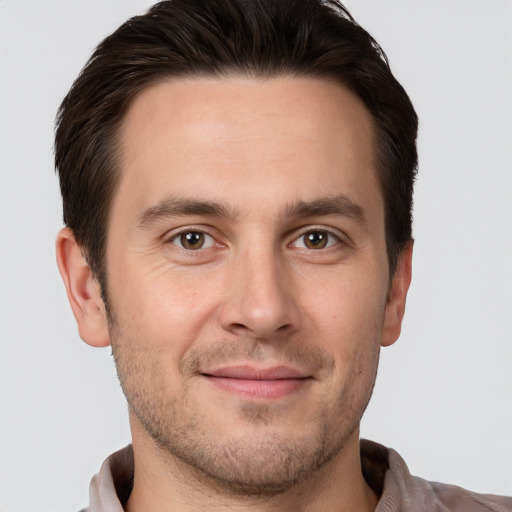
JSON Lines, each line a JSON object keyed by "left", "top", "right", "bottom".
{"left": 300, "top": 265, "right": 388, "bottom": 345}
{"left": 298, "top": 266, "right": 386, "bottom": 399}
{"left": 108, "top": 263, "right": 224, "bottom": 359}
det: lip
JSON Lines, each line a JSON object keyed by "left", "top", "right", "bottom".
{"left": 201, "top": 365, "right": 312, "bottom": 399}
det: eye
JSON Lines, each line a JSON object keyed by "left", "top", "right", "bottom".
{"left": 170, "top": 231, "right": 215, "bottom": 250}
{"left": 292, "top": 230, "right": 339, "bottom": 250}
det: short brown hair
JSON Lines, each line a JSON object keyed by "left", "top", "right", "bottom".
{"left": 55, "top": 0, "right": 418, "bottom": 285}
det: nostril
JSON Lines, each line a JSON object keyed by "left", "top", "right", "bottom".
{"left": 228, "top": 323, "right": 252, "bottom": 334}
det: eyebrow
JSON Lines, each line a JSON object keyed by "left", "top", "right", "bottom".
{"left": 284, "top": 195, "right": 367, "bottom": 227}
{"left": 137, "top": 197, "right": 237, "bottom": 229}
{"left": 136, "top": 194, "right": 367, "bottom": 229}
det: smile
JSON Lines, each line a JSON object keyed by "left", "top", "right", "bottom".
{"left": 201, "top": 365, "right": 312, "bottom": 399}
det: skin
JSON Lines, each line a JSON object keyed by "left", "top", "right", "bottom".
{"left": 56, "top": 76, "right": 412, "bottom": 512}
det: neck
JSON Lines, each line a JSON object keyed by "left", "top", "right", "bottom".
{"left": 125, "top": 421, "right": 378, "bottom": 512}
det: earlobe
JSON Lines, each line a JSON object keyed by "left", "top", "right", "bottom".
{"left": 381, "top": 242, "right": 413, "bottom": 348}
{"left": 55, "top": 227, "right": 111, "bottom": 348}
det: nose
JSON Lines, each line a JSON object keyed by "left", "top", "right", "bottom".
{"left": 219, "top": 246, "right": 301, "bottom": 339}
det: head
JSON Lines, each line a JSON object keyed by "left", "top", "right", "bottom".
{"left": 55, "top": 0, "right": 417, "bottom": 287}
{"left": 55, "top": 0, "right": 417, "bottom": 498}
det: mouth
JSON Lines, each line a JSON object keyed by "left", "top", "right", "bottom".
{"left": 201, "top": 365, "right": 312, "bottom": 399}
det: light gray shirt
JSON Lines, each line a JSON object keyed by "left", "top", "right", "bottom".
{"left": 81, "top": 440, "right": 512, "bottom": 511}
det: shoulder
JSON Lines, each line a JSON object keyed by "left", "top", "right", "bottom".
{"left": 361, "top": 440, "right": 512, "bottom": 512}
{"left": 387, "top": 446, "right": 512, "bottom": 512}
{"left": 430, "top": 481, "right": 512, "bottom": 512}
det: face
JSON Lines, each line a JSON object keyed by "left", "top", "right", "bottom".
{"left": 97, "top": 77, "right": 410, "bottom": 493}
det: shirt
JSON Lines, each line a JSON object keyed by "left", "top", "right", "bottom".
{"left": 81, "top": 440, "right": 512, "bottom": 511}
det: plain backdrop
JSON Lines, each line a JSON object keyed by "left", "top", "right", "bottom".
{"left": 0, "top": 1, "right": 511, "bottom": 511}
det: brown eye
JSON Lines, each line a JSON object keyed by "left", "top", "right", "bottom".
{"left": 303, "top": 231, "right": 328, "bottom": 249}
{"left": 172, "top": 231, "right": 214, "bottom": 250}
{"left": 292, "top": 230, "right": 339, "bottom": 250}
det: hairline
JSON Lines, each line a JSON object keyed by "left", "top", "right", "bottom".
{"left": 92, "top": 70, "right": 403, "bottom": 291}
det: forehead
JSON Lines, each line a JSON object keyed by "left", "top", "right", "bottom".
{"left": 113, "top": 76, "right": 381, "bottom": 224}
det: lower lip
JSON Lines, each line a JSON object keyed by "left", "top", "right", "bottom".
{"left": 204, "top": 376, "right": 310, "bottom": 399}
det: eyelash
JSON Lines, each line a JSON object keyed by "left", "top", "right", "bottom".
{"left": 290, "top": 229, "right": 341, "bottom": 250}
{"left": 169, "top": 230, "right": 217, "bottom": 251}
{"left": 167, "top": 227, "right": 344, "bottom": 252}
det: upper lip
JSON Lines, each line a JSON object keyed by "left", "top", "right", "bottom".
{"left": 202, "top": 365, "right": 310, "bottom": 380}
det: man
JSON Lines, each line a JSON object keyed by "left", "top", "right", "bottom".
{"left": 54, "top": 0, "right": 512, "bottom": 510}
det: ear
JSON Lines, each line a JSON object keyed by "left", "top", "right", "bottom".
{"left": 381, "top": 242, "right": 413, "bottom": 347}
{"left": 56, "top": 227, "right": 110, "bottom": 347}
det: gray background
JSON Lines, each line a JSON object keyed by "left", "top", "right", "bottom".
{"left": 0, "top": 1, "right": 511, "bottom": 510}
